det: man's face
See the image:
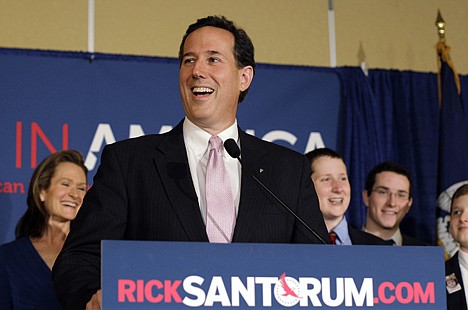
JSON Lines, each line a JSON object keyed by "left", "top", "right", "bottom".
{"left": 311, "top": 157, "right": 350, "bottom": 222}
{"left": 179, "top": 26, "right": 253, "bottom": 134}
{"left": 363, "top": 171, "right": 412, "bottom": 231}
{"left": 450, "top": 194, "right": 468, "bottom": 251}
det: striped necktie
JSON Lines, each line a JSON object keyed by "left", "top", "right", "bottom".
{"left": 329, "top": 231, "right": 338, "bottom": 245}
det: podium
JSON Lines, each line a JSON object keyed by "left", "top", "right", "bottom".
{"left": 102, "top": 241, "right": 445, "bottom": 309}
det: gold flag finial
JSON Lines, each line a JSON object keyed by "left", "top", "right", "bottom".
{"left": 435, "top": 9, "right": 461, "bottom": 100}
{"left": 435, "top": 9, "right": 446, "bottom": 42}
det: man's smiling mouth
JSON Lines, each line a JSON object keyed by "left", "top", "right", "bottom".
{"left": 192, "top": 87, "right": 214, "bottom": 96}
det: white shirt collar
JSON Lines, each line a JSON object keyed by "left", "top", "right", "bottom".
{"left": 388, "top": 229, "right": 403, "bottom": 246}
{"left": 459, "top": 250, "right": 468, "bottom": 270}
{"left": 183, "top": 117, "right": 239, "bottom": 157}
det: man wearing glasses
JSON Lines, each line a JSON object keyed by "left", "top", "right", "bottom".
{"left": 362, "top": 161, "right": 427, "bottom": 246}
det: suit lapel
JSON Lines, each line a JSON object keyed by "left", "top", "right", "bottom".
{"left": 232, "top": 131, "right": 271, "bottom": 242}
{"left": 153, "top": 121, "right": 208, "bottom": 241}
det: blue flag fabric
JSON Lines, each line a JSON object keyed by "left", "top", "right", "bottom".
{"left": 435, "top": 42, "right": 468, "bottom": 259}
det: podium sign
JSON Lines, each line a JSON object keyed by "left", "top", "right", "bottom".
{"left": 102, "top": 241, "right": 445, "bottom": 309}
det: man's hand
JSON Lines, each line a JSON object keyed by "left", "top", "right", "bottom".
{"left": 86, "top": 290, "right": 102, "bottom": 310}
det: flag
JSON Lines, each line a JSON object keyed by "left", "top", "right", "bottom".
{"left": 435, "top": 41, "right": 468, "bottom": 259}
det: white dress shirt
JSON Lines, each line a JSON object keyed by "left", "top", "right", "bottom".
{"left": 458, "top": 249, "right": 468, "bottom": 304}
{"left": 183, "top": 117, "right": 241, "bottom": 224}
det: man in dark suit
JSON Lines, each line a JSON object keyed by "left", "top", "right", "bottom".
{"left": 362, "top": 161, "right": 427, "bottom": 246}
{"left": 306, "top": 148, "right": 389, "bottom": 245}
{"left": 446, "top": 183, "right": 468, "bottom": 310}
{"left": 52, "top": 16, "right": 328, "bottom": 310}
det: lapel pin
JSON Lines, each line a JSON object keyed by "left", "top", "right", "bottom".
{"left": 259, "top": 168, "right": 264, "bottom": 173}
{"left": 446, "top": 273, "right": 462, "bottom": 294}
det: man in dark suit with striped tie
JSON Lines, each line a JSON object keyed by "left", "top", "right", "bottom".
{"left": 52, "top": 15, "right": 328, "bottom": 310}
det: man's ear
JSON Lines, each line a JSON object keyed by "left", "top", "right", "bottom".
{"left": 362, "top": 190, "right": 370, "bottom": 208}
{"left": 406, "top": 197, "right": 413, "bottom": 211}
{"left": 239, "top": 66, "right": 254, "bottom": 92}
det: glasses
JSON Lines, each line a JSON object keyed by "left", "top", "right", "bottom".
{"left": 371, "top": 188, "right": 410, "bottom": 202}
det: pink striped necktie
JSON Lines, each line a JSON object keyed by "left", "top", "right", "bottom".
{"left": 205, "top": 136, "right": 236, "bottom": 243}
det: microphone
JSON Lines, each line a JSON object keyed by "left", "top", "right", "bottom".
{"left": 224, "top": 138, "right": 327, "bottom": 244}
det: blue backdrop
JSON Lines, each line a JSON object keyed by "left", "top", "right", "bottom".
{"left": 2, "top": 48, "right": 467, "bottom": 247}
{"left": 0, "top": 48, "right": 340, "bottom": 244}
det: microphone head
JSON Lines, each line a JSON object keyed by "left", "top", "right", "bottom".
{"left": 224, "top": 138, "right": 241, "bottom": 159}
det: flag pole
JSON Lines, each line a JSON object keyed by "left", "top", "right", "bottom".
{"left": 88, "top": 0, "right": 95, "bottom": 61}
{"left": 328, "top": 0, "right": 336, "bottom": 68}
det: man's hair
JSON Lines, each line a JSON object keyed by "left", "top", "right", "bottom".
{"left": 451, "top": 183, "right": 468, "bottom": 211}
{"left": 364, "top": 161, "right": 412, "bottom": 197}
{"left": 305, "top": 148, "right": 344, "bottom": 174}
{"left": 178, "top": 15, "right": 255, "bottom": 103}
